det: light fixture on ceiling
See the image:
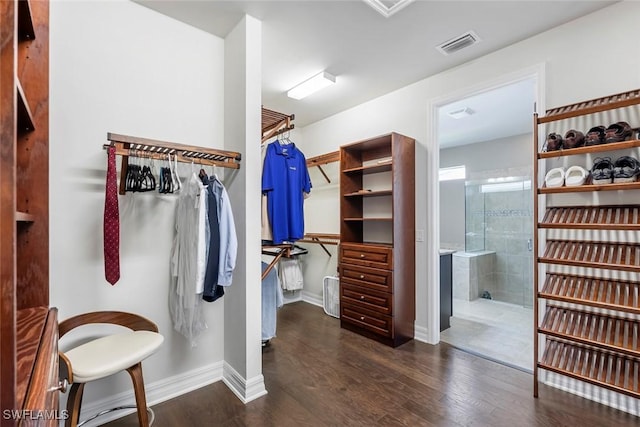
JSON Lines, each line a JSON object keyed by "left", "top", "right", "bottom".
{"left": 362, "top": 0, "right": 415, "bottom": 18}
{"left": 447, "top": 107, "right": 475, "bottom": 119}
{"left": 287, "top": 71, "right": 336, "bottom": 100}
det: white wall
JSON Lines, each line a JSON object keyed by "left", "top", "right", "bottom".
{"left": 50, "top": 0, "right": 227, "bottom": 411}
{"left": 298, "top": 0, "right": 640, "bottom": 413}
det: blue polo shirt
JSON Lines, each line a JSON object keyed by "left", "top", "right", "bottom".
{"left": 262, "top": 141, "right": 312, "bottom": 244}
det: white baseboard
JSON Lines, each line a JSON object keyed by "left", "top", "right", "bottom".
{"left": 413, "top": 323, "right": 432, "bottom": 344}
{"left": 77, "top": 362, "right": 224, "bottom": 426}
{"left": 301, "top": 291, "right": 323, "bottom": 308}
{"left": 222, "top": 362, "right": 268, "bottom": 403}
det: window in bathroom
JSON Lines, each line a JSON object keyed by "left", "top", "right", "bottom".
{"left": 439, "top": 165, "right": 466, "bottom": 181}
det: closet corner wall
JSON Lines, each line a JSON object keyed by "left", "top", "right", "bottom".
{"left": 1, "top": 0, "right": 60, "bottom": 423}
{"left": 533, "top": 89, "right": 640, "bottom": 402}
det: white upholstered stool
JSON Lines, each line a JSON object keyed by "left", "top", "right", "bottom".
{"left": 59, "top": 311, "right": 164, "bottom": 427}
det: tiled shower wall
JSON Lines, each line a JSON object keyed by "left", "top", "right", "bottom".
{"left": 465, "top": 181, "right": 534, "bottom": 308}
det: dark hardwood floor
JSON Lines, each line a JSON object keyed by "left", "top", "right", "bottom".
{"left": 105, "top": 302, "right": 638, "bottom": 426}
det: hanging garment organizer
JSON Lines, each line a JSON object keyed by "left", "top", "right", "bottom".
{"left": 306, "top": 151, "right": 340, "bottom": 183}
{"left": 299, "top": 233, "right": 340, "bottom": 257}
{"left": 261, "top": 244, "right": 308, "bottom": 281}
{"left": 104, "top": 132, "right": 242, "bottom": 195}
{"left": 262, "top": 107, "right": 294, "bottom": 143}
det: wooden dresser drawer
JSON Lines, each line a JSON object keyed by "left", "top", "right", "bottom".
{"left": 339, "top": 264, "right": 392, "bottom": 293}
{"left": 341, "top": 283, "right": 392, "bottom": 315}
{"left": 341, "top": 302, "right": 392, "bottom": 338}
{"left": 340, "top": 243, "right": 392, "bottom": 269}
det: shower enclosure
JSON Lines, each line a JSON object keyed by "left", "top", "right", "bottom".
{"left": 464, "top": 174, "right": 534, "bottom": 308}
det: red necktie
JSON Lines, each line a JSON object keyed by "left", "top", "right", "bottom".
{"left": 104, "top": 146, "right": 120, "bottom": 285}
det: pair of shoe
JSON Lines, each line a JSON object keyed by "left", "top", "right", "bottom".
{"left": 585, "top": 121, "right": 635, "bottom": 146}
{"left": 545, "top": 130, "right": 584, "bottom": 151}
{"left": 544, "top": 165, "right": 589, "bottom": 188}
{"left": 545, "top": 121, "right": 636, "bottom": 151}
{"left": 591, "top": 156, "right": 640, "bottom": 184}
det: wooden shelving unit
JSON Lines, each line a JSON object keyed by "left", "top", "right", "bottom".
{"left": 1, "top": 1, "right": 59, "bottom": 424}
{"left": 338, "top": 132, "right": 415, "bottom": 348}
{"left": 534, "top": 88, "right": 640, "bottom": 402}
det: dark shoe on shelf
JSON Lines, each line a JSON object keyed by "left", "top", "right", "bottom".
{"left": 563, "top": 129, "right": 585, "bottom": 149}
{"left": 585, "top": 125, "right": 606, "bottom": 145}
{"left": 605, "top": 121, "right": 633, "bottom": 143}
{"left": 613, "top": 156, "right": 640, "bottom": 183}
{"left": 545, "top": 133, "right": 563, "bottom": 151}
{"left": 591, "top": 157, "right": 614, "bottom": 184}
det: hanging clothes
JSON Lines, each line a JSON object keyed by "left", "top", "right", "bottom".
{"left": 262, "top": 140, "right": 312, "bottom": 244}
{"left": 261, "top": 261, "right": 283, "bottom": 341}
{"left": 201, "top": 173, "right": 237, "bottom": 300}
{"left": 278, "top": 256, "right": 304, "bottom": 291}
{"left": 261, "top": 143, "right": 273, "bottom": 242}
{"left": 169, "top": 172, "right": 209, "bottom": 345}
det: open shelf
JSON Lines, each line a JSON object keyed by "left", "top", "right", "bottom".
{"left": 538, "top": 139, "right": 640, "bottom": 159}
{"left": 540, "top": 240, "right": 640, "bottom": 272}
{"left": 538, "top": 89, "right": 640, "bottom": 124}
{"left": 539, "top": 205, "right": 640, "bottom": 230}
{"left": 343, "top": 217, "right": 393, "bottom": 222}
{"left": 15, "top": 211, "right": 35, "bottom": 222}
{"left": 342, "top": 162, "right": 392, "bottom": 175}
{"left": 539, "top": 180, "right": 640, "bottom": 194}
{"left": 539, "top": 306, "right": 640, "bottom": 359}
{"left": 538, "top": 339, "right": 640, "bottom": 399}
{"left": 539, "top": 273, "right": 640, "bottom": 316}
{"left": 343, "top": 189, "right": 392, "bottom": 198}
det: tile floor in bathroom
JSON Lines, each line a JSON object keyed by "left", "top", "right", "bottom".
{"left": 440, "top": 298, "right": 534, "bottom": 372}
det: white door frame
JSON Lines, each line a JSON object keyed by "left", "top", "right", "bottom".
{"left": 424, "top": 63, "right": 546, "bottom": 344}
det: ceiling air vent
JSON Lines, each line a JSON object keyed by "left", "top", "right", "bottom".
{"left": 436, "top": 31, "right": 481, "bottom": 56}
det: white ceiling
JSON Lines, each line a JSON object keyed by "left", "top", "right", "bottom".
{"left": 136, "top": 0, "right": 616, "bottom": 146}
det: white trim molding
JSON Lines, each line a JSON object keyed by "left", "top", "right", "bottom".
{"left": 223, "top": 361, "right": 268, "bottom": 403}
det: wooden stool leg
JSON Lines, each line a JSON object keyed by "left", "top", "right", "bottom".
{"left": 65, "top": 382, "right": 85, "bottom": 427}
{"left": 126, "top": 362, "right": 150, "bottom": 427}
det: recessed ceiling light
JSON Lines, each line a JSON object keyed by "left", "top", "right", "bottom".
{"left": 363, "top": 0, "right": 415, "bottom": 18}
{"left": 448, "top": 107, "right": 475, "bottom": 119}
{"left": 287, "top": 71, "right": 336, "bottom": 100}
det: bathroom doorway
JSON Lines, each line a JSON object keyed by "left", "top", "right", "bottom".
{"left": 436, "top": 75, "right": 538, "bottom": 372}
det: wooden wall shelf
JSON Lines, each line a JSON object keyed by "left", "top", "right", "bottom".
{"left": 539, "top": 306, "right": 640, "bottom": 359}
{"left": 539, "top": 339, "right": 640, "bottom": 398}
{"left": 540, "top": 273, "right": 640, "bottom": 316}
{"left": 538, "top": 89, "right": 640, "bottom": 123}
{"left": 539, "top": 181, "right": 640, "bottom": 194}
{"left": 540, "top": 240, "right": 640, "bottom": 272}
{"left": 534, "top": 87, "right": 640, "bottom": 401}
{"left": 538, "top": 139, "right": 640, "bottom": 159}
{"left": 540, "top": 205, "right": 640, "bottom": 230}
{"left": 16, "top": 79, "right": 35, "bottom": 132}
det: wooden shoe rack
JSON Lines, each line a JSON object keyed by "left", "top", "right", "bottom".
{"left": 534, "top": 89, "right": 640, "bottom": 401}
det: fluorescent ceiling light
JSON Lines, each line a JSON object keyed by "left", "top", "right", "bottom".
{"left": 287, "top": 71, "right": 336, "bottom": 100}
{"left": 447, "top": 107, "right": 475, "bottom": 119}
{"left": 363, "top": 0, "right": 415, "bottom": 18}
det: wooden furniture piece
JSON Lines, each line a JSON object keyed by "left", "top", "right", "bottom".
{"left": 0, "top": 1, "right": 60, "bottom": 425}
{"left": 338, "top": 132, "right": 415, "bottom": 347}
{"left": 58, "top": 311, "right": 164, "bottom": 427}
{"left": 261, "top": 107, "right": 294, "bottom": 143}
{"left": 533, "top": 89, "right": 640, "bottom": 399}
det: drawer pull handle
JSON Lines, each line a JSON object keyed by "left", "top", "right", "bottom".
{"left": 360, "top": 316, "right": 365, "bottom": 321}
{"left": 360, "top": 254, "right": 365, "bottom": 258}
{"left": 51, "top": 379, "right": 68, "bottom": 393}
{"left": 359, "top": 275, "right": 365, "bottom": 279}
{"left": 360, "top": 295, "right": 365, "bottom": 300}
